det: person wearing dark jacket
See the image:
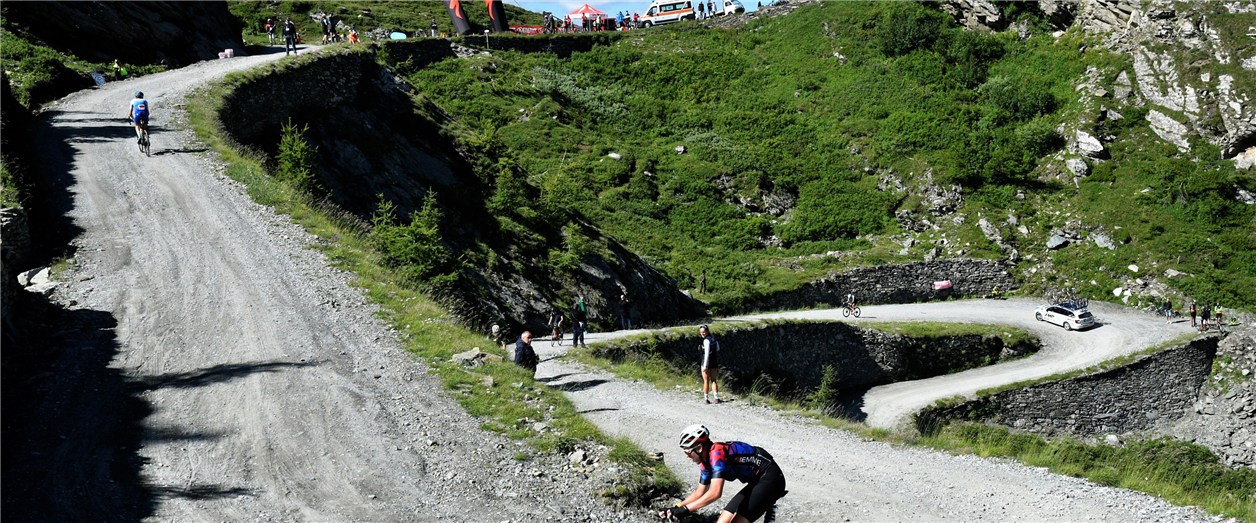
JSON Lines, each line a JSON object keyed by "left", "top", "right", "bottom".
{"left": 514, "top": 331, "right": 538, "bottom": 374}
{"left": 283, "top": 18, "right": 298, "bottom": 55}
{"left": 572, "top": 297, "right": 589, "bottom": 347}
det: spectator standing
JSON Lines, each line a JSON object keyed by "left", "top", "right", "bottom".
{"left": 708, "top": 0, "right": 715, "bottom": 17}
{"left": 514, "top": 332, "right": 539, "bottom": 375}
{"left": 1214, "top": 302, "right": 1224, "bottom": 330}
{"left": 112, "top": 59, "right": 121, "bottom": 81}
{"left": 699, "top": 270, "right": 707, "bottom": 294}
{"left": 1163, "top": 298, "right": 1173, "bottom": 324}
{"left": 266, "top": 18, "right": 276, "bottom": 45}
{"left": 697, "top": 1, "right": 705, "bottom": 19}
{"left": 1189, "top": 301, "right": 1197, "bottom": 328}
{"left": 619, "top": 293, "right": 633, "bottom": 330}
{"left": 320, "top": 14, "right": 331, "bottom": 44}
{"left": 1200, "top": 303, "right": 1211, "bottom": 331}
{"left": 617, "top": 11, "right": 624, "bottom": 28}
{"left": 698, "top": 325, "right": 721, "bottom": 404}
{"left": 572, "top": 297, "right": 589, "bottom": 347}
{"left": 633, "top": 12, "right": 639, "bottom": 28}
{"left": 282, "top": 17, "right": 297, "bottom": 55}
{"left": 431, "top": 20, "right": 439, "bottom": 37}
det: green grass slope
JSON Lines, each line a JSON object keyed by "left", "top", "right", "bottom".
{"left": 382, "top": 2, "right": 1254, "bottom": 314}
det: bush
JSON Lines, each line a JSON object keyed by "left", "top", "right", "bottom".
{"left": 778, "top": 178, "right": 897, "bottom": 243}
{"left": 276, "top": 118, "right": 324, "bottom": 194}
{"left": 371, "top": 194, "right": 456, "bottom": 284}
{"left": 979, "top": 76, "right": 1057, "bottom": 120}
{"left": 875, "top": 3, "right": 946, "bottom": 57}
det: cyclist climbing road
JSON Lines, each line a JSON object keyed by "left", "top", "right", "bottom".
{"left": 660, "top": 424, "right": 786, "bottom": 523}
{"left": 129, "top": 91, "right": 149, "bottom": 143}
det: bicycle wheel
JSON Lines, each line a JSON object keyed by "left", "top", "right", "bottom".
{"left": 852, "top": 307, "right": 861, "bottom": 318}
{"left": 142, "top": 129, "right": 150, "bottom": 157}
{"left": 842, "top": 307, "right": 850, "bottom": 318}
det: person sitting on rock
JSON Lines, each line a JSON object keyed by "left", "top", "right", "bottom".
{"left": 514, "top": 331, "right": 538, "bottom": 375}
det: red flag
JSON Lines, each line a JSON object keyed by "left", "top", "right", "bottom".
{"left": 445, "top": 0, "right": 471, "bottom": 35}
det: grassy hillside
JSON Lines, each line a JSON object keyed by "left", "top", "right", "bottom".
{"left": 387, "top": 2, "right": 1254, "bottom": 313}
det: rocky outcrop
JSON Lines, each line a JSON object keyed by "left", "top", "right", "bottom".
{"left": 746, "top": 259, "right": 1015, "bottom": 312}
{"left": 0, "top": 71, "right": 32, "bottom": 344}
{"left": 594, "top": 320, "right": 1039, "bottom": 395}
{"left": 214, "top": 47, "right": 702, "bottom": 334}
{"left": 2, "top": 1, "right": 244, "bottom": 67}
{"left": 1167, "top": 326, "right": 1256, "bottom": 469}
{"left": 926, "top": 336, "right": 1218, "bottom": 438}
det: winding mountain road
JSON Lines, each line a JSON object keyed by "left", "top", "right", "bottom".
{"left": 19, "top": 48, "right": 1214, "bottom": 522}
{"left": 540, "top": 302, "right": 1208, "bottom": 521}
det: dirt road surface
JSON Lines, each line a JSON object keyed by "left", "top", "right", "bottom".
{"left": 539, "top": 301, "right": 1211, "bottom": 521}
{"left": 13, "top": 49, "right": 640, "bottom": 522}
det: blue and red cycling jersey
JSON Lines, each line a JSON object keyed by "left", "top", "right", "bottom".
{"left": 698, "top": 441, "right": 774, "bottom": 485}
{"left": 131, "top": 98, "right": 149, "bottom": 124}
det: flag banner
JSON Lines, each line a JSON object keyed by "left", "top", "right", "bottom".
{"left": 486, "top": 0, "right": 509, "bottom": 33}
{"left": 446, "top": 0, "right": 471, "bottom": 35}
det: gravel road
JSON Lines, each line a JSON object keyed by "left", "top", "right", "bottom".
{"left": 539, "top": 302, "right": 1215, "bottom": 521}
{"left": 20, "top": 49, "right": 648, "bottom": 522}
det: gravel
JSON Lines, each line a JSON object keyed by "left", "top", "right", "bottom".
{"left": 541, "top": 300, "right": 1220, "bottom": 522}
{"left": 22, "top": 48, "right": 654, "bottom": 522}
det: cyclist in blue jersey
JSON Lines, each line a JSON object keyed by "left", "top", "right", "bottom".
{"left": 660, "top": 425, "right": 786, "bottom": 522}
{"left": 129, "top": 91, "right": 149, "bottom": 143}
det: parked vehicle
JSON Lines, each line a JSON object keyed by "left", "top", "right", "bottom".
{"left": 1034, "top": 304, "right": 1095, "bottom": 331}
{"left": 640, "top": 0, "right": 696, "bottom": 27}
{"left": 714, "top": 0, "right": 745, "bottom": 15}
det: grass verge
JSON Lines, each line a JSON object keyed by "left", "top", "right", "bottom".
{"left": 183, "top": 71, "right": 679, "bottom": 506}
{"left": 577, "top": 322, "right": 1252, "bottom": 520}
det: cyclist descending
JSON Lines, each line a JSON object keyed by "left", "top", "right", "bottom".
{"left": 660, "top": 425, "right": 786, "bottom": 523}
{"left": 842, "top": 291, "right": 861, "bottom": 318}
{"left": 129, "top": 91, "right": 149, "bottom": 144}
{"left": 844, "top": 291, "right": 855, "bottom": 310}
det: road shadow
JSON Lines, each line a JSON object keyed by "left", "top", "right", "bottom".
{"left": 136, "top": 360, "right": 319, "bottom": 390}
{"left": 151, "top": 145, "right": 209, "bottom": 156}
{"left": 831, "top": 386, "right": 871, "bottom": 423}
{"left": 535, "top": 372, "right": 581, "bottom": 383}
{"left": 577, "top": 407, "right": 620, "bottom": 414}
{"left": 550, "top": 378, "right": 609, "bottom": 393}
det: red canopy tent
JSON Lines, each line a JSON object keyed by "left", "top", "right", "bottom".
{"left": 568, "top": 4, "right": 607, "bottom": 17}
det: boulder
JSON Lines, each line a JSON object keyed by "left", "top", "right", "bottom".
{"left": 18, "top": 266, "right": 49, "bottom": 286}
{"left": 1128, "top": 264, "right": 1139, "bottom": 273}
{"left": 1104, "top": 434, "right": 1121, "bottom": 446}
{"left": 1046, "top": 235, "right": 1069, "bottom": 250}
{"left": 606, "top": 152, "right": 622, "bottom": 160}
{"left": 568, "top": 449, "right": 587, "bottom": 464}
{"left": 1147, "top": 110, "right": 1191, "bottom": 151}
{"left": 25, "top": 281, "right": 57, "bottom": 296}
{"left": 1112, "top": 287, "right": 1124, "bottom": 297}
{"left": 675, "top": 145, "right": 687, "bottom": 154}
{"left": 1065, "top": 157, "right": 1090, "bottom": 177}
{"left": 1091, "top": 232, "right": 1115, "bottom": 250}
{"left": 1074, "top": 130, "right": 1107, "bottom": 159}
{"left": 452, "top": 348, "right": 484, "bottom": 366}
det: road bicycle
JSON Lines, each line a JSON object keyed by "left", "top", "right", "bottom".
{"left": 550, "top": 324, "right": 563, "bottom": 346}
{"left": 841, "top": 302, "right": 861, "bottom": 318}
{"left": 138, "top": 124, "right": 150, "bottom": 157}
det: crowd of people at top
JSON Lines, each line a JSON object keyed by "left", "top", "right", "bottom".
{"left": 543, "top": 10, "right": 640, "bottom": 33}
{"left": 263, "top": 14, "right": 360, "bottom": 56}
{"left": 1164, "top": 299, "right": 1229, "bottom": 332}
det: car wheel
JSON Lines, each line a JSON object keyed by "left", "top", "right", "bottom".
{"left": 1063, "top": 322, "right": 1072, "bottom": 331}
{"left": 1035, "top": 312, "right": 1043, "bottom": 322}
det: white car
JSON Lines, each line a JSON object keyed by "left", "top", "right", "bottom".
{"left": 1034, "top": 305, "right": 1095, "bottom": 331}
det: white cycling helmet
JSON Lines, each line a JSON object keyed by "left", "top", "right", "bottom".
{"left": 491, "top": 324, "right": 500, "bottom": 334}
{"left": 678, "top": 424, "right": 710, "bottom": 451}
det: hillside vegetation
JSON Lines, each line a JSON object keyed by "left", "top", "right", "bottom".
{"left": 382, "top": 1, "right": 1254, "bottom": 314}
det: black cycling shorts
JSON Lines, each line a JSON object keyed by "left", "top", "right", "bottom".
{"left": 723, "top": 461, "right": 786, "bottom": 522}
{"left": 702, "top": 350, "right": 718, "bottom": 371}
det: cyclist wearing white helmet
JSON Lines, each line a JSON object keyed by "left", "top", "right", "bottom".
{"left": 660, "top": 425, "right": 786, "bottom": 523}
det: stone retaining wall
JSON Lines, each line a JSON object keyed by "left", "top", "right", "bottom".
{"left": 746, "top": 259, "right": 1016, "bottom": 312}
{"left": 594, "top": 321, "right": 1038, "bottom": 393}
{"left": 926, "top": 337, "right": 1218, "bottom": 437}
{"left": 217, "top": 50, "right": 375, "bottom": 143}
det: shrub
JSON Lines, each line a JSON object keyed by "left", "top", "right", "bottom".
{"left": 875, "top": 3, "right": 946, "bottom": 57}
{"left": 276, "top": 118, "right": 324, "bottom": 195}
{"left": 371, "top": 194, "right": 456, "bottom": 284}
{"left": 778, "top": 178, "right": 897, "bottom": 243}
{"left": 979, "top": 76, "right": 1057, "bottom": 120}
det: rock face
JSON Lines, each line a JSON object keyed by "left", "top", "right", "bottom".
{"left": 0, "top": 70, "right": 31, "bottom": 346}
{"left": 927, "top": 336, "right": 1219, "bottom": 438}
{"left": 1167, "top": 326, "right": 1256, "bottom": 469}
{"left": 3, "top": 1, "right": 244, "bottom": 67}
{"left": 594, "top": 321, "right": 1039, "bottom": 395}
{"left": 215, "top": 47, "right": 702, "bottom": 334}
{"left": 747, "top": 259, "right": 1015, "bottom": 312}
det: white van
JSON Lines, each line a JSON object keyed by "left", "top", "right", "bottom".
{"left": 640, "top": 0, "right": 696, "bottom": 28}
{"left": 714, "top": 0, "right": 745, "bottom": 16}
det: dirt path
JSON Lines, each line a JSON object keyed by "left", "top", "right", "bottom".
{"left": 537, "top": 301, "right": 1210, "bottom": 521}
{"left": 19, "top": 49, "right": 643, "bottom": 522}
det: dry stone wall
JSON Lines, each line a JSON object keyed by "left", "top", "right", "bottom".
{"left": 747, "top": 259, "right": 1015, "bottom": 312}
{"left": 928, "top": 337, "right": 1218, "bottom": 437}
{"left": 595, "top": 321, "right": 1038, "bottom": 394}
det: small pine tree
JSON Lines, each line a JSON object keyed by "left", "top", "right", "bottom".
{"left": 276, "top": 118, "right": 323, "bottom": 195}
